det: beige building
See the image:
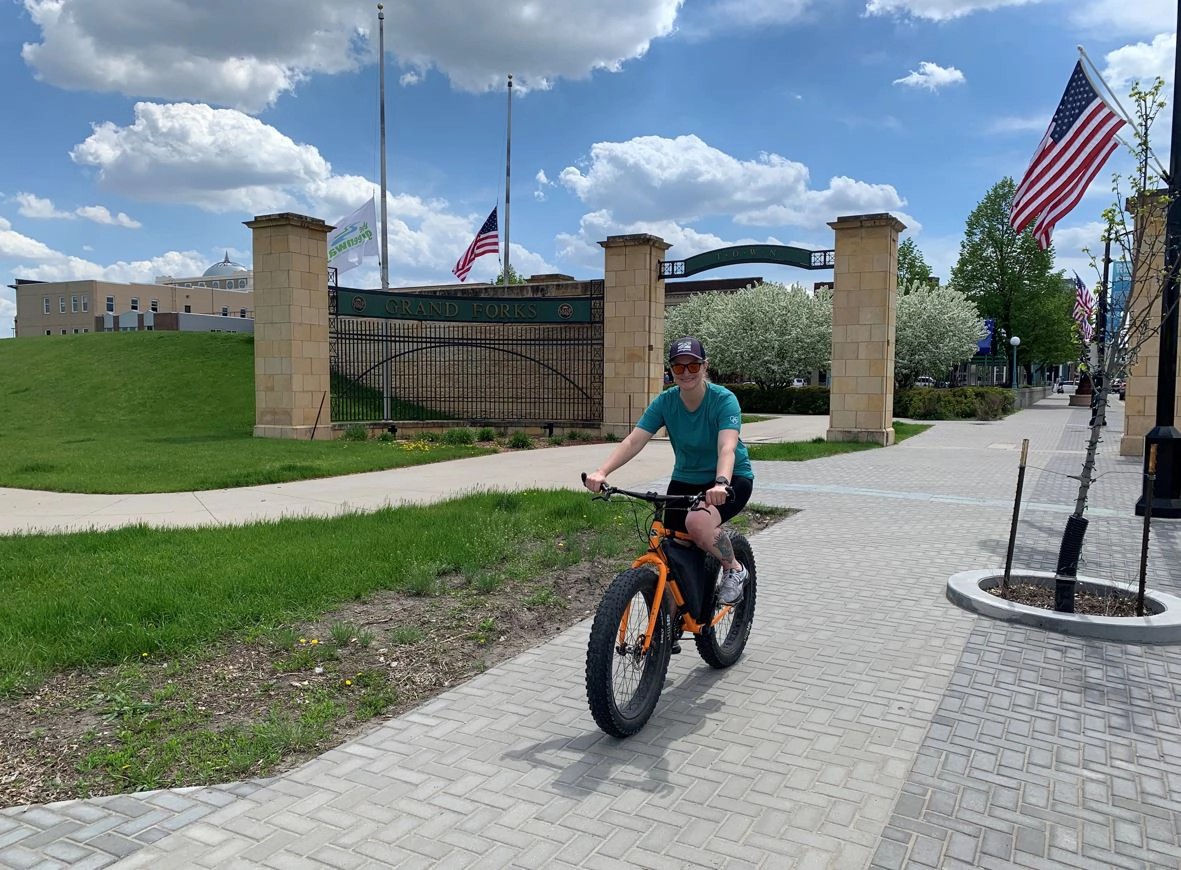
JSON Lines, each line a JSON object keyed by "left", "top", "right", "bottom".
{"left": 9, "top": 253, "right": 255, "bottom": 337}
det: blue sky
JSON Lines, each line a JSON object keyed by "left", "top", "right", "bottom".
{"left": 0, "top": 0, "right": 1174, "bottom": 339}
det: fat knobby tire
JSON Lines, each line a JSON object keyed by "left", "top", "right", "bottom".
{"left": 694, "top": 532, "right": 757, "bottom": 668}
{"left": 585, "top": 567, "right": 672, "bottom": 737}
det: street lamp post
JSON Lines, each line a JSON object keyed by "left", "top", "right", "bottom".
{"left": 1010, "top": 335, "right": 1021, "bottom": 405}
{"left": 1135, "top": 0, "right": 1181, "bottom": 518}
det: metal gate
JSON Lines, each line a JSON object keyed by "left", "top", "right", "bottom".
{"left": 329, "top": 282, "right": 603, "bottom": 426}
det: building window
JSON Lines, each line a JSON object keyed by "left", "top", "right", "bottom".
{"left": 81, "top": 296, "right": 89, "bottom": 313}
{"left": 198, "top": 282, "right": 206, "bottom": 288}
{"left": 45, "top": 329, "right": 51, "bottom": 336}
{"left": 106, "top": 295, "right": 115, "bottom": 313}
{"left": 184, "top": 304, "right": 192, "bottom": 313}
{"left": 59, "top": 297, "right": 66, "bottom": 313}
{"left": 71, "top": 296, "right": 79, "bottom": 313}
{"left": 150, "top": 299, "right": 159, "bottom": 312}
{"left": 240, "top": 279, "right": 249, "bottom": 289}
{"left": 221, "top": 306, "right": 229, "bottom": 317}
{"left": 130, "top": 298, "right": 139, "bottom": 311}
{"left": 82, "top": 328, "right": 88, "bottom": 333}
{"left": 239, "top": 308, "right": 246, "bottom": 318}
{"left": 184, "top": 283, "right": 192, "bottom": 288}
{"left": 73, "top": 328, "right": 80, "bottom": 334}
{"left": 211, "top": 281, "right": 220, "bottom": 289}
{"left": 61, "top": 329, "right": 67, "bottom": 335}
{"left": 42, "top": 297, "right": 50, "bottom": 315}
{"left": 146, "top": 326, "right": 154, "bottom": 331}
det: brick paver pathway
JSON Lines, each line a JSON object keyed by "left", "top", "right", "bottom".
{"left": 2, "top": 395, "right": 1179, "bottom": 869}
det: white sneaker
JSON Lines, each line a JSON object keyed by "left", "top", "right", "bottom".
{"left": 718, "top": 564, "right": 747, "bottom": 605}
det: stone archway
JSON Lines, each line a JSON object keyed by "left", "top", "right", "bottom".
{"left": 640, "top": 217, "right": 905, "bottom": 446}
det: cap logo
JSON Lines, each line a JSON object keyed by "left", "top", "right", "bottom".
{"left": 677, "top": 341, "right": 692, "bottom": 352}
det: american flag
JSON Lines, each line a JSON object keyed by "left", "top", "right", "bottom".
{"left": 1009, "top": 61, "right": 1125, "bottom": 250}
{"left": 1073, "top": 272, "right": 1095, "bottom": 342}
{"left": 452, "top": 207, "right": 500, "bottom": 282}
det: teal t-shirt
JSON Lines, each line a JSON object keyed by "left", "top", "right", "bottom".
{"left": 636, "top": 383, "right": 754, "bottom": 485}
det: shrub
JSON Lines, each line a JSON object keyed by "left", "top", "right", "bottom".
{"left": 476, "top": 427, "right": 497, "bottom": 442}
{"left": 566, "top": 430, "right": 590, "bottom": 441}
{"left": 342, "top": 425, "right": 368, "bottom": 442}
{"left": 442, "top": 427, "right": 475, "bottom": 446}
{"left": 974, "top": 392, "right": 1009, "bottom": 420}
{"left": 604, "top": 432, "right": 620, "bottom": 443}
{"left": 377, "top": 431, "right": 397, "bottom": 442}
{"left": 507, "top": 431, "right": 533, "bottom": 449}
{"left": 546, "top": 435, "right": 565, "bottom": 446}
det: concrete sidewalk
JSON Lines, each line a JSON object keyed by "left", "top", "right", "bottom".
{"left": 0, "top": 415, "right": 828, "bottom": 535}
{"left": 3, "top": 399, "right": 1181, "bottom": 869}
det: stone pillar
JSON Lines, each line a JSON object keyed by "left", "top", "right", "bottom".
{"left": 599, "top": 234, "right": 672, "bottom": 436}
{"left": 826, "top": 213, "right": 905, "bottom": 446}
{"left": 1120, "top": 193, "right": 1181, "bottom": 456}
{"left": 245, "top": 212, "right": 334, "bottom": 440}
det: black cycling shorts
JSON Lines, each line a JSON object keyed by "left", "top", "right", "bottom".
{"left": 661, "top": 475, "right": 754, "bottom": 534}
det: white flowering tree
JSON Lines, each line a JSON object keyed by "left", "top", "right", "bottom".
{"left": 665, "top": 278, "right": 982, "bottom": 388}
{"left": 665, "top": 281, "right": 831, "bottom": 386}
{"left": 895, "top": 281, "right": 988, "bottom": 387}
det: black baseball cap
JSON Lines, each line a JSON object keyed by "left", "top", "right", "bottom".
{"left": 668, "top": 337, "right": 705, "bottom": 361}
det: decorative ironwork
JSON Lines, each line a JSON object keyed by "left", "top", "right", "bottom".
{"left": 810, "top": 249, "right": 835, "bottom": 269}
{"left": 659, "top": 244, "right": 835, "bottom": 279}
{"left": 329, "top": 282, "right": 604, "bottom": 426}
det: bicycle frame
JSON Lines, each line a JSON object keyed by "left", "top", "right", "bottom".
{"left": 623, "top": 514, "right": 734, "bottom": 654}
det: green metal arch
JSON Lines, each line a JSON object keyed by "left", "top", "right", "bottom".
{"left": 658, "top": 244, "right": 834, "bottom": 279}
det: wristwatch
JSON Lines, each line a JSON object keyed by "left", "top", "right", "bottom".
{"left": 714, "top": 476, "right": 730, "bottom": 486}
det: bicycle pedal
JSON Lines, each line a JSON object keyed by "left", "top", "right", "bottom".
{"left": 671, "top": 641, "right": 682, "bottom": 655}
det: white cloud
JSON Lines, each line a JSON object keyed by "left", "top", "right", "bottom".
{"left": 892, "top": 61, "right": 965, "bottom": 91}
{"left": 16, "top": 192, "right": 142, "bottom": 227}
{"left": 0, "top": 217, "right": 58, "bottom": 260}
{"left": 864, "top": 0, "right": 1038, "bottom": 22}
{"left": 16, "top": 193, "right": 72, "bottom": 219}
{"left": 534, "top": 169, "right": 554, "bottom": 202}
{"left": 70, "top": 102, "right": 334, "bottom": 214}
{"left": 74, "top": 205, "right": 142, "bottom": 228}
{"left": 20, "top": 0, "right": 684, "bottom": 110}
{"left": 1072, "top": 0, "right": 1173, "bottom": 37}
{"left": 1103, "top": 33, "right": 1175, "bottom": 90}
{"left": 559, "top": 134, "right": 905, "bottom": 228}
{"left": 62, "top": 100, "right": 555, "bottom": 281}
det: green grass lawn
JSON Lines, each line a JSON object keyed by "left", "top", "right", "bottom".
{"left": 0, "top": 489, "right": 642, "bottom": 694}
{"left": 0, "top": 332, "right": 493, "bottom": 493}
{"left": 747, "top": 420, "right": 930, "bottom": 461}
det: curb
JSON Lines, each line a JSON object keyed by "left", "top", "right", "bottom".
{"left": 946, "top": 569, "right": 1181, "bottom": 644}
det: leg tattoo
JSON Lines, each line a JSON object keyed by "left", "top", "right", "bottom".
{"left": 713, "top": 529, "right": 734, "bottom": 564}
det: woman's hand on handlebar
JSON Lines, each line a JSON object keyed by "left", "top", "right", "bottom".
{"left": 583, "top": 470, "right": 608, "bottom": 493}
{"left": 704, "top": 483, "right": 732, "bottom": 507}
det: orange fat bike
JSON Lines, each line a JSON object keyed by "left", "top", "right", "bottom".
{"left": 582, "top": 476, "right": 757, "bottom": 737}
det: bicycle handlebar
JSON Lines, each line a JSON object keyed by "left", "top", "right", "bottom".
{"left": 580, "top": 473, "right": 729, "bottom": 507}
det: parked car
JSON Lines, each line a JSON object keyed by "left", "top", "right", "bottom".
{"left": 790, "top": 377, "right": 808, "bottom": 388}
{"left": 915, "top": 376, "right": 936, "bottom": 388}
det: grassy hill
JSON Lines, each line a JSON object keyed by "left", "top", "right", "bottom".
{"left": 0, "top": 332, "right": 491, "bottom": 493}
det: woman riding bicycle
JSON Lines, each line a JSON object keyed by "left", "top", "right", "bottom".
{"left": 583, "top": 336, "right": 754, "bottom": 605}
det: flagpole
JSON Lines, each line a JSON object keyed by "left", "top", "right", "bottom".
{"left": 378, "top": 3, "right": 390, "bottom": 293}
{"left": 377, "top": 4, "right": 392, "bottom": 424}
{"left": 503, "top": 73, "right": 512, "bottom": 290}
{"left": 1135, "top": 0, "right": 1181, "bottom": 517}
{"left": 1077, "top": 45, "right": 1169, "bottom": 179}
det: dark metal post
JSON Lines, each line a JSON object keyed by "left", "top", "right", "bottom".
{"left": 1091, "top": 236, "right": 1111, "bottom": 427}
{"left": 1002, "top": 439, "right": 1030, "bottom": 594}
{"left": 1136, "top": 0, "right": 1181, "bottom": 518}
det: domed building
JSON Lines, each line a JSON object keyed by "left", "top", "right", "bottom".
{"left": 201, "top": 252, "right": 250, "bottom": 280}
